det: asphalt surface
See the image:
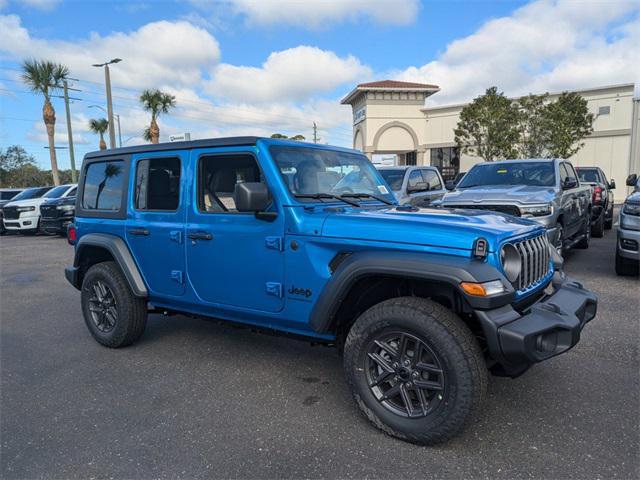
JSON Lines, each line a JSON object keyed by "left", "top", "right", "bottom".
{"left": 1, "top": 226, "right": 638, "bottom": 479}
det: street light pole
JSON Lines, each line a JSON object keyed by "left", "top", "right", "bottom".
{"left": 92, "top": 58, "right": 122, "bottom": 149}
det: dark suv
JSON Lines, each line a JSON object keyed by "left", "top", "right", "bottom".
{"left": 576, "top": 166, "right": 615, "bottom": 237}
{"left": 65, "top": 137, "right": 597, "bottom": 444}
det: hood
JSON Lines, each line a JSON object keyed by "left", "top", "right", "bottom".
{"left": 4, "top": 197, "right": 48, "bottom": 208}
{"left": 321, "top": 207, "right": 543, "bottom": 253}
{"left": 626, "top": 191, "right": 640, "bottom": 204}
{"left": 42, "top": 196, "right": 76, "bottom": 207}
{"left": 442, "top": 185, "right": 556, "bottom": 205}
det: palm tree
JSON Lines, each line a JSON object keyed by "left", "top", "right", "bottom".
{"left": 88, "top": 118, "right": 109, "bottom": 150}
{"left": 94, "top": 163, "right": 123, "bottom": 209}
{"left": 21, "top": 59, "right": 69, "bottom": 185}
{"left": 139, "top": 89, "right": 176, "bottom": 144}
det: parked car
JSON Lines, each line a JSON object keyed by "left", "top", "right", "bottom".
{"left": 65, "top": 137, "right": 598, "bottom": 445}
{"left": 616, "top": 174, "right": 639, "bottom": 276}
{"left": 0, "top": 188, "right": 24, "bottom": 235}
{"left": 576, "top": 166, "right": 615, "bottom": 237}
{"left": 2, "top": 184, "right": 76, "bottom": 234}
{"left": 40, "top": 193, "right": 76, "bottom": 236}
{"left": 440, "top": 159, "right": 592, "bottom": 254}
{"left": 445, "top": 171, "right": 466, "bottom": 191}
{"left": 377, "top": 165, "right": 446, "bottom": 206}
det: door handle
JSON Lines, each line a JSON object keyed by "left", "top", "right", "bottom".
{"left": 187, "top": 231, "right": 213, "bottom": 241}
{"left": 129, "top": 228, "right": 149, "bottom": 236}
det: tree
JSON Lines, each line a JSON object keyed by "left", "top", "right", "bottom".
{"left": 139, "top": 89, "right": 176, "bottom": 143}
{"left": 88, "top": 118, "right": 109, "bottom": 150}
{"left": 542, "top": 92, "right": 593, "bottom": 158}
{"left": 270, "top": 133, "right": 306, "bottom": 141}
{"left": 21, "top": 59, "right": 69, "bottom": 185}
{"left": 0, "top": 146, "right": 37, "bottom": 187}
{"left": 454, "top": 87, "right": 521, "bottom": 161}
{"left": 516, "top": 93, "right": 549, "bottom": 158}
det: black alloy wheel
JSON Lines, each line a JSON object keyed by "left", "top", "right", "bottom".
{"left": 86, "top": 280, "right": 118, "bottom": 333}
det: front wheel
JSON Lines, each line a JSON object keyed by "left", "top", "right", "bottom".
{"left": 576, "top": 218, "right": 591, "bottom": 249}
{"left": 81, "top": 261, "right": 147, "bottom": 347}
{"left": 343, "top": 297, "right": 487, "bottom": 445}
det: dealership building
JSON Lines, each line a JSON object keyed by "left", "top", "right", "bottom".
{"left": 341, "top": 80, "right": 639, "bottom": 200}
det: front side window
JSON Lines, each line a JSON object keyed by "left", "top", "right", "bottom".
{"left": 270, "top": 146, "right": 394, "bottom": 202}
{"left": 458, "top": 162, "right": 556, "bottom": 188}
{"left": 135, "top": 157, "right": 181, "bottom": 211}
{"left": 82, "top": 160, "right": 124, "bottom": 210}
{"left": 198, "top": 154, "right": 263, "bottom": 213}
{"left": 422, "top": 169, "right": 442, "bottom": 190}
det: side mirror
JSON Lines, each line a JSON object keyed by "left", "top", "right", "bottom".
{"left": 609, "top": 179, "right": 616, "bottom": 189}
{"left": 626, "top": 174, "right": 638, "bottom": 187}
{"left": 234, "top": 182, "right": 273, "bottom": 218}
{"left": 563, "top": 178, "right": 578, "bottom": 190}
{"left": 445, "top": 180, "right": 456, "bottom": 191}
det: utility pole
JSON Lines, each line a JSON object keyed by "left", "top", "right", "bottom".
{"left": 62, "top": 80, "right": 80, "bottom": 182}
{"left": 92, "top": 58, "right": 122, "bottom": 149}
{"left": 313, "top": 122, "right": 318, "bottom": 144}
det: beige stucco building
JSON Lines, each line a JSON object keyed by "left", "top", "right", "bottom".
{"left": 341, "top": 80, "right": 639, "bottom": 200}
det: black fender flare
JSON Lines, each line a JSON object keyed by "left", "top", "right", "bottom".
{"left": 309, "top": 251, "right": 515, "bottom": 333}
{"left": 66, "top": 233, "right": 148, "bottom": 297}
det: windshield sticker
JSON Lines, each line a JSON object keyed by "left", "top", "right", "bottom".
{"left": 497, "top": 169, "right": 508, "bottom": 174}
{"left": 378, "top": 185, "right": 389, "bottom": 194}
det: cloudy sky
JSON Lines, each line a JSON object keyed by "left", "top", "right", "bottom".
{"left": 0, "top": 0, "right": 638, "bottom": 169}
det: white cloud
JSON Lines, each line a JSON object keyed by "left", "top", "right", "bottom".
{"left": 393, "top": 0, "right": 640, "bottom": 105}
{"left": 0, "top": 14, "right": 221, "bottom": 90}
{"left": 16, "top": 0, "right": 60, "bottom": 10}
{"left": 193, "top": 0, "right": 420, "bottom": 28}
{"left": 208, "top": 45, "right": 371, "bottom": 103}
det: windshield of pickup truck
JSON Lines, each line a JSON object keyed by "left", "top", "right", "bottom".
{"left": 377, "top": 169, "right": 405, "bottom": 191}
{"left": 9, "top": 186, "right": 52, "bottom": 201}
{"left": 270, "top": 146, "right": 395, "bottom": 203}
{"left": 457, "top": 162, "right": 556, "bottom": 188}
{"left": 576, "top": 168, "right": 600, "bottom": 183}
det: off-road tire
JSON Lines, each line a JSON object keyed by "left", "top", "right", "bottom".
{"left": 615, "top": 251, "right": 639, "bottom": 276}
{"left": 81, "top": 261, "right": 147, "bottom": 347}
{"left": 592, "top": 212, "right": 604, "bottom": 238}
{"left": 343, "top": 297, "right": 487, "bottom": 445}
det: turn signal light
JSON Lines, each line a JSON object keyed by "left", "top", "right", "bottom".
{"left": 460, "top": 280, "right": 506, "bottom": 297}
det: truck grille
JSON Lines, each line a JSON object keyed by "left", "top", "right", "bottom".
{"left": 40, "top": 205, "right": 59, "bottom": 219}
{"left": 450, "top": 204, "right": 521, "bottom": 216}
{"left": 513, "top": 234, "right": 551, "bottom": 291}
{"left": 2, "top": 206, "right": 19, "bottom": 220}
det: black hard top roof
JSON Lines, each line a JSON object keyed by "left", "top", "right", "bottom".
{"left": 84, "top": 136, "right": 262, "bottom": 159}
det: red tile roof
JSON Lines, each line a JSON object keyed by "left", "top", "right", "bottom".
{"left": 357, "top": 80, "right": 439, "bottom": 89}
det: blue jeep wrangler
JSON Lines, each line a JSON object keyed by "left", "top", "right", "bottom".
{"left": 65, "top": 137, "right": 597, "bottom": 444}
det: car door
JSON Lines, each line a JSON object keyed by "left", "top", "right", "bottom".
{"left": 185, "top": 148, "right": 285, "bottom": 313}
{"left": 126, "top": 152, "right": 186, "bottom": 297}
{"left": 566, "top": 162, "right": 590, "bottom": 229}
{"left": 406, "top": 169, "right": 429, "bottom": 206}
{"left": 420, "top": 169, "right": 446, "bottom": 205}
{"left": 560, "top": 162, "right": 581, "bottom": 236}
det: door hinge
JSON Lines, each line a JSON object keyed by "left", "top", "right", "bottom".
{"left": 265, "top": 282, "right": 283, "bottom": 298}
{"left": 171, "top": 270, "right": 184, "bottom": 284}
{"left": 265, "top": 236, "right": 284, "bottom": 251}
{"left": 170, "top": 230, "right": 183, "bottom": 244}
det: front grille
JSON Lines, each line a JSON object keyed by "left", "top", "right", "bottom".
{"left": 513, "top": 234, "right": 551, "bottom": 291}
{"left": 40, "top": 205, "right": 60, "bottom": 219}
{"left": 450, "top": 204, "right": 521, "bottom": 216}
{"left": 2, "top": 206, "right": 19, "bottom": 220}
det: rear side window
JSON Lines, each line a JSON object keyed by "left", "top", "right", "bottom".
{"left": 82, "top": 160, "right": 125, "bottom": 210}
{"left": 135, "top": 157, "right": 181, "bottom": 211}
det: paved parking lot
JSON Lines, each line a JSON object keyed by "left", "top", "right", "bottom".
{"left": 1, "top": 227, "right": 638, "bottom": 479}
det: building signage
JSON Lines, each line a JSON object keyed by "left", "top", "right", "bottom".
{"left": 353, "top": 106, "right": 366, "bottom": 125}
{"left": 169, "top": 133, "right": 191, "bottom": 142}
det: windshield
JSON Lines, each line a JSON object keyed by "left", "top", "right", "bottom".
{"left": 43, "top": 185, "right": 71, "bottom": 199}
{"left": 378, "top": 169, "right": 405, "bottom": 191}
{"left": 0, "top": 191, "right": 20, "bottom": 201}
{"left": 9, "top": 186, "right": 52, "bottom": 201}
{"left": 270, "top": 146, "right": 395, "bottom": 203}
{"left": 457, "top": 162, "right": 556, "bottom": 188}
{"left": 576, "top": 169, "right": 599, "bottom": 183}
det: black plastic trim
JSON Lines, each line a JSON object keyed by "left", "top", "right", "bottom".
{"left": 309, "top": 251, "right": 515, "bottom": 333}
{"left": 68, "top": 233, "right": 148, "bottom": 297}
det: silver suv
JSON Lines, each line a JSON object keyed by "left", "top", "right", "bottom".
{"left": 616, "top": 174, "right": 640, "bottom": 276}
{"left": 377, "top": 166, "right": 446, "bottom": 206}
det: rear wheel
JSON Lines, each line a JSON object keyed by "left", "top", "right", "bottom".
{"left": 592, "top": 212, "right": 604, "bottom": 238}
{"left": 604, "top": 204, "right": 613, "bottom": 230}
{"left": 81, "top": 261, "right": 147, "bottom": 347}
{"left": 343, "top": 297, "right": 487, "bottom": 445}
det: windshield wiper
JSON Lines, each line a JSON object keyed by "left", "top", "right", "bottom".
{"left": 340, "top": 192, "right": 394, "bottom": 205}
{"left": 294, "top": 193, "right": 361, "bottom": 207}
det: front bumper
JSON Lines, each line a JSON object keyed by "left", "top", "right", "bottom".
{"left": 617, "top": 227, "right": 640, "bottom": 261}
{"left": 41, "top": 216, "right": 73, "bottom": 234}
{"left": 2, "top": 213, "right": 40, "bottom": 231}
{"left": 476, "top": 274, "right": 597, "bottom": 377}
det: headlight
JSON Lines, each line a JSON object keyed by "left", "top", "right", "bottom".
{"left": 16, "top": 206, "right": 36, "bottom": 212}
{"left": 56, "top": 204, "right": 75, "bottom": 211}
{"left": 623, "top": 202, "right": 640, "bottom": 216}
{"left": 520, "top": 203, "right": 553, "bottom": 217}
{"left": 500, "top": 243, "right": 522, "bottom": 283}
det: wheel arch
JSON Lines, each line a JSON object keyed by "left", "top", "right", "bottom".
{"left": 71, "top": 233, "right": 148, "bottom": 297}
